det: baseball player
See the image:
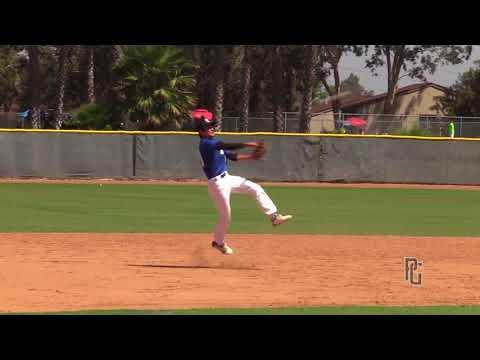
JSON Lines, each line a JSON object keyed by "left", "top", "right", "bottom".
{"left": 192, "top": 109, "right": 293, "bottom": 255}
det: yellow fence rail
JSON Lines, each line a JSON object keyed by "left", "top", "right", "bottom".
{"left": 1, "top": 128, "right": 479, "bottom": 141}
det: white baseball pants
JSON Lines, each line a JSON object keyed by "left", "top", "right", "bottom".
{"left": 207, "top": 172, "right": 277, "bottom": 245}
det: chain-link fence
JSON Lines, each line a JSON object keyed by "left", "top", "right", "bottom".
{"left": 339, "top": 113, "right": 480, "bottom": 137}
{"left": 0, "top": 112, "right": 23, "bottom": 128}
{"left": 223, "top": 112, "right": 302, "bottom": 133}
{"left": 0, "top": 110, "right": 69, "bottom": 129}
{"left": 415, "top": 115, "right": 480, "bottom": 138}
{"left": 222, "top": 112, "right": 480, "bottom": 138}
{"left": 4, "top": 109, "right": 480, "bottom": 137}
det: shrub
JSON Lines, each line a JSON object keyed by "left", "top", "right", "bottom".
{"left": 391, "top": 126, "right": 436, "bottom": 137}
{"left": 67, "top": 104, "right": 112, "bottom": 130}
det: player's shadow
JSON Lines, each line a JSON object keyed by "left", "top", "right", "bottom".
{"left": 127, "top": 264, "right": 259, "bottom": 271}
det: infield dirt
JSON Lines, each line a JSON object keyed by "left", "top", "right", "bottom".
{"left": 1, "top": 232, "right": 479, "bottom": 312}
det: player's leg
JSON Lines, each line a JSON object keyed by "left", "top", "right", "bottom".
{"left": 230, "top": 175, "right": 277, "bottom": 215}
{"left": 207, "top": 181, "right": 234, "bottom": 254}
{"left": 229, "top": 175, "right": 292, "bottom": 226}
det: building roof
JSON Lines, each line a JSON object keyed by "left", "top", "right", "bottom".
{"left": 312, "top": 82, "right": 449, "bottom": 113}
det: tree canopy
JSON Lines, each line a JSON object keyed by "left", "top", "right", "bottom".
{"left": 436, "top": 61, "right": 480, "bottom": 117}
{"left": 114, "top": 45, "right": 197, "bottom": 130}
{"left": 365, "top": 45, "right": 472, "bottom": 114}
{"left": 340, "top": 73, "right": 374, "bottom": 97}
{"left": 0, "top": 45, "right": 476, "bottom": 131}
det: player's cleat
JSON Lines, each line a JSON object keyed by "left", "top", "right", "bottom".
{"left": 271, "top": 213, "right": 293, "bottom": 227}
{"left": 212, "top": 241, "right": 234, "bottom": 255}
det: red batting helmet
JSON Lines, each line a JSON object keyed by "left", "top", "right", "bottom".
{"left": 191, "top": 109, "right": 217, "bottom": 131}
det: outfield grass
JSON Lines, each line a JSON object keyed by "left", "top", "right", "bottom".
{"left": 1, "top": 183, "right": 480, "bottom": 236}
{"left": 5, "top": 306, "right": 480, "bottom": 315}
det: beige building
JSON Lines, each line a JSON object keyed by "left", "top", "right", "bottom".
{"left": 310, "top": 82, "right": 449, "bottom": 133}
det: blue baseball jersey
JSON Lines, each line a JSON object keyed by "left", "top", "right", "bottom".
{"left": 199, "top": 138, "right": 235, "bottom": 179}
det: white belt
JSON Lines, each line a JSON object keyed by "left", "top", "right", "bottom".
{"left": 209, "top": 172, "right": 228, "bottom": 182}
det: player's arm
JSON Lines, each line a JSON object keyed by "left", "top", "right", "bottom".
{"left": 235, "top": 153, "right": 258, "bottom": 161}
{"left": 216, "top": 141, "right": 265, "bottom": 161}
{"left": 224, "top": 151, "right": 256, "bottom": 162}
{"left": 216, "top": 141, "right": 260, "bottom": 151}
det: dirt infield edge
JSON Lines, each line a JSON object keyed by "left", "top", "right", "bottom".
{"left": 1, "top": 177, "right": 480, "bottom": 190}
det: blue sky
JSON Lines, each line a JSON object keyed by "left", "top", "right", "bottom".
{"left": 337, "top": 45, "right": 480, "bottom": 94}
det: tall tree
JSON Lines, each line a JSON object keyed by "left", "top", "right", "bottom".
{"left": 27, "top": 45, "right": 41, "bottom": 128}
{"left": 54, "top": 45, "right": 73, "bottom": 129}
{"left": 239, "top": 45, "right": 252, "bottom": 132}
{"left": 298, "top": 45, "right": 317, "bottom": 133}
{"left": 318, "top": 46, "right": 365, "bottom": 125}
{"left": 365, "top": 45, "right": 472, "bottom": 115}
{"left": 0, "top": 46, "right": 20, "bottom": 112}
{"left": 271, "top": 45, "right": 284, "bottom": 132}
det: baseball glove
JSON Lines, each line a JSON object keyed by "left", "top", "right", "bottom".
{"left": 252, "top": 141, "right": 267, "bottom": 160}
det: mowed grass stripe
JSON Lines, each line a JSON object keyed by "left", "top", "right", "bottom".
{"left": 5, "top": 306, "right": 480, "bottom": 315}
{"left": 1, "top": 183, "right": 480, "bottom": 235}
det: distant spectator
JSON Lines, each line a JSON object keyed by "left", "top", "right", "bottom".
{"left": 16, "top": 109, "right": 30, "bottom": 128}
{"left": 448, "top": 121, "right": 455, "bottom": 139}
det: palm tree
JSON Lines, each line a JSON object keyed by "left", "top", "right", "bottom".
{"left": 177, "top": 45, "right": 206, "bottom": 108}
{"left": 85, "top": 45, "right": 95, "bottom": 103}
{"left": 114, "top": 45, "right": 197, "bottom": 130}
{"left": 272, "top": 45, "right": 284, "bottom": 132}
{"left": 239, "top": 45, "right": 252, "bottom": 132}
{"left": 278, "top": 45, "right": 304, "bottom": 113}
{"left": 298, "top": 45, "right": 317, "bottom": 133}
{"left": 213, "top": 46, "right": 226, "bottom": 130}
{"left": 78, "top": 45, "right": 96, "bottom": 104}
{"left": 27, "top": 45, "right": 41, "bottom": 128}
{"left": 92, "top": 45, "right": 125, "bottom": 111}
{"left": 54, "top": 45, "right": 73, "bottom": 129}
{"left": 182, "top": 45, "right": 213, "bottom": 110}
{"left": 249, "top": 46, "right": 269, "bottom": 115}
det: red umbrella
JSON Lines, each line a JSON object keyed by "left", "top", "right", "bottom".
{"left": 345, "top": 117, "right": 367, "bottom": 127}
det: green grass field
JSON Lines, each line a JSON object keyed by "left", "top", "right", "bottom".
{"left": 2, "top": 182, "right": 480, "bottom": 315}
{"left": 2, "top": 183, "right": 480, "bottom": 236}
